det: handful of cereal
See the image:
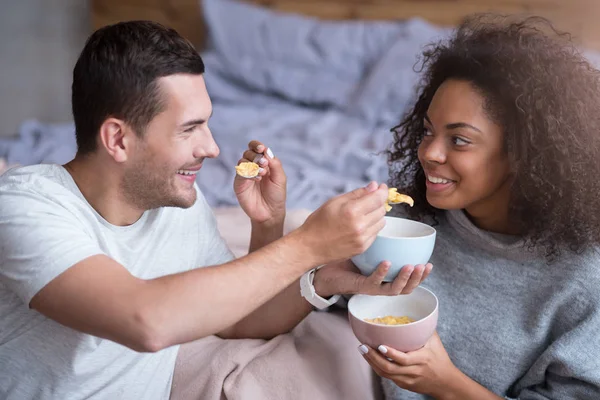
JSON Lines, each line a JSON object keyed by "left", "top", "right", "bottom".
{"left": 385, "top": 188, "right": 414, "bottom": 212}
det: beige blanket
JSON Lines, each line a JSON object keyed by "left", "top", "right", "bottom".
{"left": 213, "top": 206, "right": 313, "bottom": 258}
{"left": 168, "top": 207, "right": 382, "bottom": 400}
{"left": 170, "top": 308, "right": 382, "bottom": 400}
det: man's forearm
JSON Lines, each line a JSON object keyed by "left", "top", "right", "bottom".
{"left": 220, "top": 264, "right": 344, "bottom": 339}
{"left": 137, "top": 228, "right": 318, "bottom": 351}
{"left": 249, "top": 216, "right": 285, "bottom": 253}
{"left": 218, "top": 277, "right": 313, "bottom": 339}
{"left": 218, "top": 214, "right": 313, "bottom": 339}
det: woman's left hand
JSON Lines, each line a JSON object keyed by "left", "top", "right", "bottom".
{"left": 359, "top": 332, "right": 459, "bottom": 398}
{"left": 313, "top": 260, "right": 433, "bottom": 298}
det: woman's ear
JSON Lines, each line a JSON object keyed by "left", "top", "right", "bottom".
{"left": 98, "top": 118, "right": 133, "bottom": 163}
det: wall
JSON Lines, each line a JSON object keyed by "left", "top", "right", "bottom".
{"left": 0, "top": 0, "right": 90, "bottom": 136}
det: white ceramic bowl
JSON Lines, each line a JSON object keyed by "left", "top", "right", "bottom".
{"left": 351, "top": 216, "right": 436, "bottom": 281}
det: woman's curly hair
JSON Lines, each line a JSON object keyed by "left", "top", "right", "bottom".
{"left": 388, "top": 14, "right": 600, "bottom": 261}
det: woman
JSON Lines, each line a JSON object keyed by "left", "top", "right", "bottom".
{"left": 358, "top": 15, "right": 600, "bottom": 400}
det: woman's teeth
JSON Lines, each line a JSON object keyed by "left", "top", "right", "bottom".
{"left": 177, "top": 170, "right": 198, "bottom": 176}
{"left": 427, "top": 175, "right": 451, "bottom": 184}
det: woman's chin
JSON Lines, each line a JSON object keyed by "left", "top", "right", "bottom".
{"left": 425, "top": 193, "right": 463, "bottom": 211}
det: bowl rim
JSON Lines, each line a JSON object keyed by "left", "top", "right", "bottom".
{"left": 377, "top": 216, "right": 436, "bottom": 240}
{"left": 347, "top": 286, "right": 439, "bottom": 328}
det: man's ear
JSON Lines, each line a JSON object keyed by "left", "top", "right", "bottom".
{"left": 98, "top": 118, "right": 135, "bottom": 163}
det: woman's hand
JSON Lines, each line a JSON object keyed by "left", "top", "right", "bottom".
{"left": 313, "top": 260, "right": 433, "bottom": 298}
{"left": 359, "top": 332, "right": 459, "bottom": 398}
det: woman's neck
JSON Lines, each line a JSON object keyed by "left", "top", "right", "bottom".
{"left": 464, "top": 178, "right": 520, "bottom": 235}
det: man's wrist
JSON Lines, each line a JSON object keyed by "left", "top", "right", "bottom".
{"left": 249, "top": 215, "right": 285, "bottom": 249}
{"left": 300, "top": 266, "right": 341, "bottom": 310}
{"left": 251, "top": 214, "right": 285, "bottom": 231}
{"left": 284, "top": 227, "right": 322, "bottom": 270}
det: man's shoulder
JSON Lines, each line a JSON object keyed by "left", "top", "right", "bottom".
{"left": 1, "top": 164, "right": 71, "bottom": 193}
{"left": 0, "top": 164, "right": 83, "bottom": 212}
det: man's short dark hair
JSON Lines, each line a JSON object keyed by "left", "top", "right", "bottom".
{"left": 72, "top": 20, "right": 205, "bottom": 154}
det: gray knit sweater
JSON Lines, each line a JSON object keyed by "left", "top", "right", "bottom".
{"left": 383, "top": 209, "right": 600, "bottom": 400}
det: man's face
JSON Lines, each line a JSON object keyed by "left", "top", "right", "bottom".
{"left": 121, "top": 74, "right": 219, "bottom": 210}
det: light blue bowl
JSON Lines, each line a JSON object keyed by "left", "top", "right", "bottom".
{"left": 351, "top": 216, "right": 436, "bottom": 282}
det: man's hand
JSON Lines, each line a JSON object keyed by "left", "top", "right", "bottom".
{"left": 234, "top": 141, "right": 286, "bottom": 224}
{"left": 313, "top": 260, "right": 433, "bottom": 298}
{"left": 295, "top": 181, "right": 388, "bottom": 266}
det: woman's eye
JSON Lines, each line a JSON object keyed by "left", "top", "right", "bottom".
{"left": 452, "top": 136, "right": 470, "bottom": 146}
{"left": 423, "top": 128, "right": 433, "bottom": 137}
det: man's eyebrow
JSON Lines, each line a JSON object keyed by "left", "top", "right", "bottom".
{"left": 180, "top": 119, "right": 205, "bottom": 128}
{"left": 179, "top": 110, "right": 213, "bottom": 128}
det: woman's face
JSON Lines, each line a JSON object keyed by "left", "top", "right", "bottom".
{"left": 417, "top": 79, "right": 511, "bottom": 217}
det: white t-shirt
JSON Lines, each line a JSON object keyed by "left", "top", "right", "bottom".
{"left": 0, "top": 164, "right": 235, "bottom": 400}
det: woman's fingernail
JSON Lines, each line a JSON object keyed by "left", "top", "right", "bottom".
{"left": 358, "top": 344, "right": 368, "bottom": 355}
{"left": 258, "top": 168, "right": 265, "bottom": 173}
{"left": 257, "top": 145, "right": 264, "bottom": 151}
{"left": 258, "top": 158, "right": 267, "bottom": 165}
{"left": 378, "top": 345, "right": 388, "bottom": 354}
{"left": 266, "top": 148, "right": 274, "bottom": 158}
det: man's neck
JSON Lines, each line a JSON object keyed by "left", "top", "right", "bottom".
{"left": 64, "top": 155, "right": 145, "bottom": 226}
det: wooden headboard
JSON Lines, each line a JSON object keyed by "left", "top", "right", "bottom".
{"left": 91, "top": 0, "right": 600, "bottom": 50}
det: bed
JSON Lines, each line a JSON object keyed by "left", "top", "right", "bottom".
{"left": 3, "top": 0, "right": 600, "bottom": 214}
{"left": 2, "top": 2, "right": 600, "bottom": 398}
{"left": 94, "top": 0, "right": 600, "bottom": 211}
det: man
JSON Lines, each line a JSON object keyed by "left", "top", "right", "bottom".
{"left": 0, "top": 21, "right": 432, "bottom": 399}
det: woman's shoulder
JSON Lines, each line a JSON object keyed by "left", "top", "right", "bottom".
{"left": 558, "top": 245, "right": 600, "bottom": 287}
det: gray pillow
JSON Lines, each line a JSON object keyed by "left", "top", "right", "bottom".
{"left": 201, "top": 0, "right": 404, "bottom": 109}
{"left": 346, "top": 18, "right": 451, "bottom": 127}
